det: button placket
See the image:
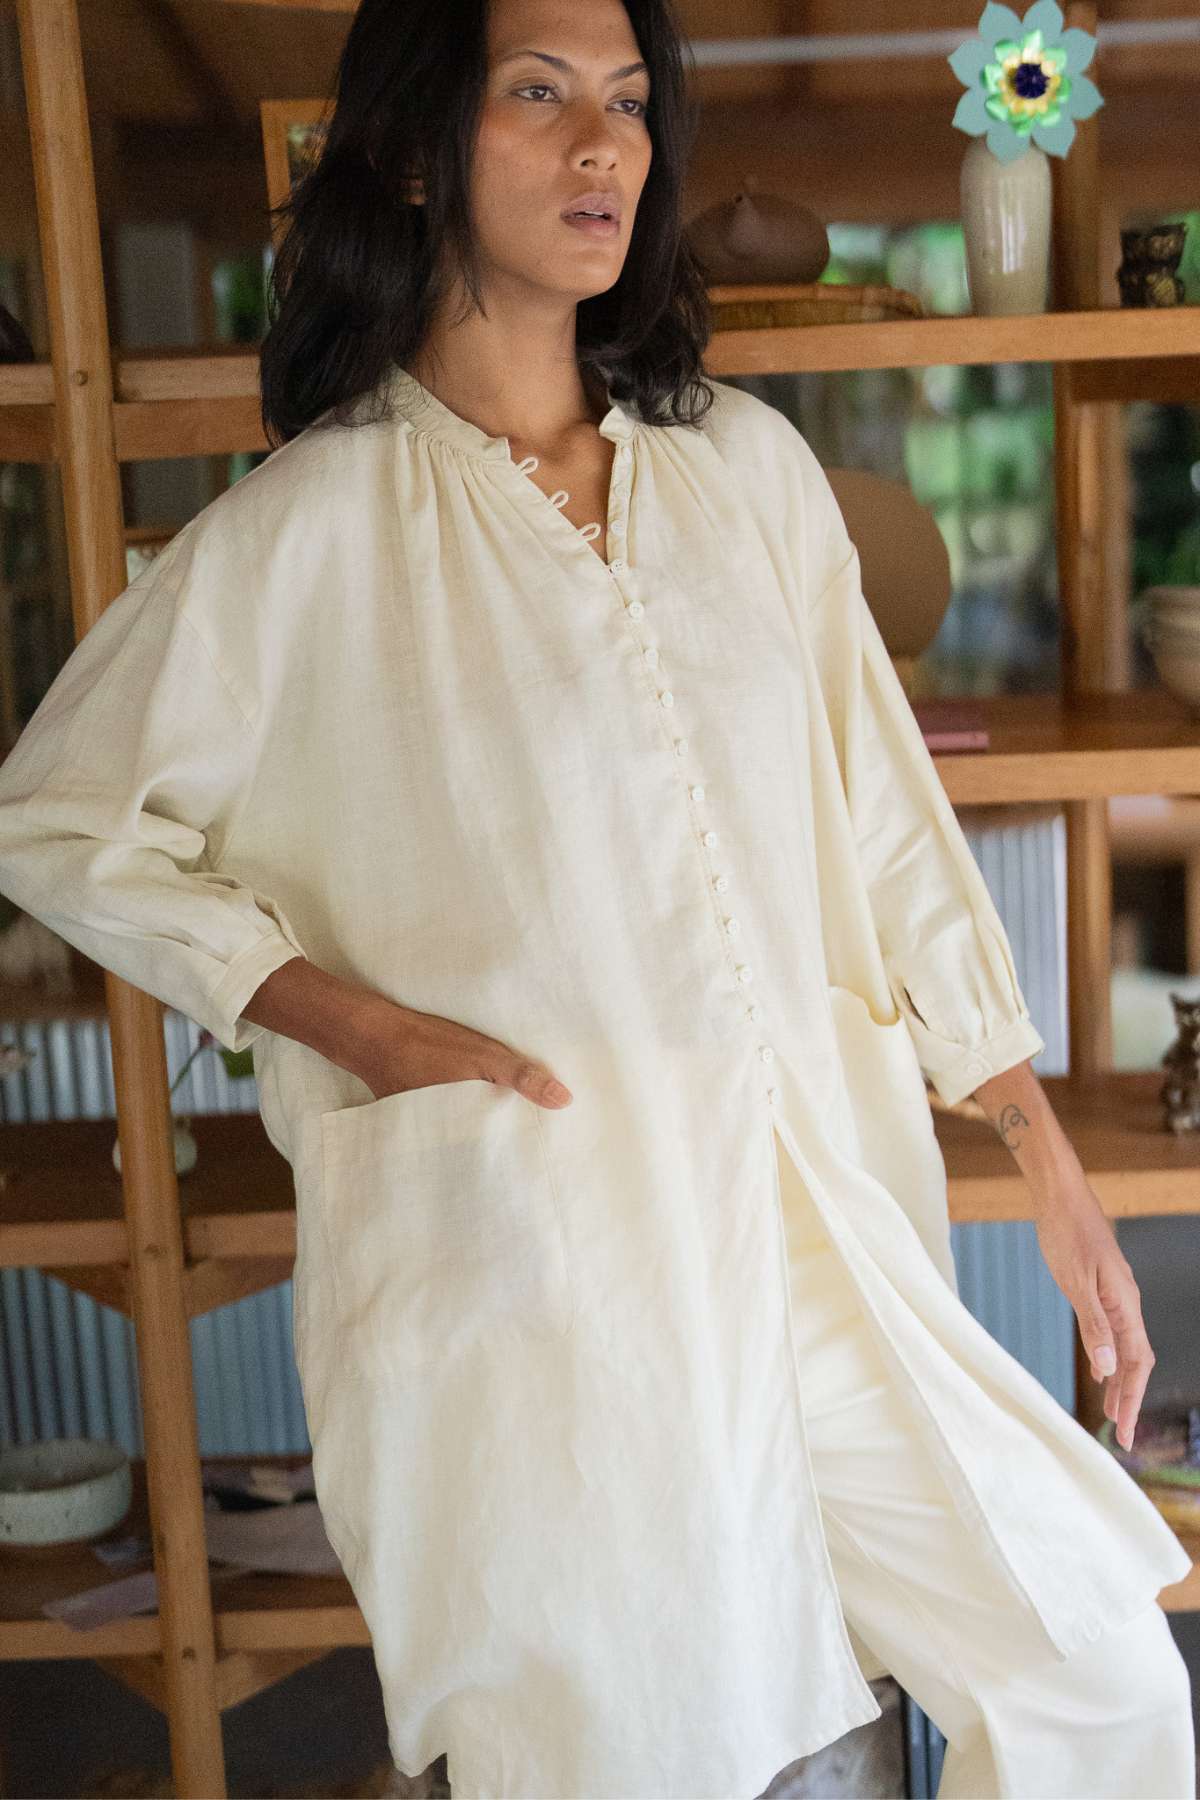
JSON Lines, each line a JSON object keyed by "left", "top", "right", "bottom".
{"left": 609, "top": 540, "right": 775, "bottom": 1106}
{"left": 685, "top": 761, "right": 774, "bottom": 1088}
{"left": 682, "top": 756, "right": 775, "bottom": 1089}
{"left": 607, "top": 442, "right": 632, "bottom": 570}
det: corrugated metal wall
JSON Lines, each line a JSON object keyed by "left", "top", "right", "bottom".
{"left": 953, "top": 810, "right": 1073, "bottom": 1408}
{"left": 0, "top": 810, "right": 1069, "bottom": 1455}
{"left": 0, "top": 1008, "right": 310, "bottom": 1454}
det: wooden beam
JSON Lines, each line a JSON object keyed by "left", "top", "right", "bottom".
{"left": 1070, "top": 358, "right": 1200, "bottom": 406}
{"left": 184, "top": 1256, "right": 296, "bottom": 1318}
{"left": 97, "top": 1654, "right": 168, "bottom": 1712}
{"left": 13, "top": 2, "right": 227, "bottom": 1792}
{"left": 137, "top": 0, "right": 242, "bottom": 133}
{"left": 213, "top": 1647, "right": 334, "bottom": 1711}
{"left": 205, "top": 0, "right": 355, "bottom": 9}
{"left": 40, "top": 1263, "right": 132, "bottom": 1315}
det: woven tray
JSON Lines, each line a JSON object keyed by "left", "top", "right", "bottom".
{"left": 707, "top": 281, "right": 925, "bottom": 328}
{"left": 1135, "top": 1482, "right": 1200, "bottom": 1533}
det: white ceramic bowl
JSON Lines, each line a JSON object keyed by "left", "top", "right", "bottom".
{"left": 1144, "top": 597, "right": 1200, "bottom": 626}
{"left": 1140, "top": 588, "right": 1200, "bottom": 643}
{"left": 1142, "top": 584, "right": 1200, "bottom": 613}
{"left": 1149, "top": 633, "right": 1200, "bottom": 667}
{"left": 1144, "top": 594, "right": 1200, "bottom": 622}
{"left": 1144, "top": 615, "right": 1200, "bottom": 651}
{"left": 0, "top": 1437, "right": 132, "bottom": 1548}
{"left": 1147, "top": 600, "right": 1200, "bottom": 629}
{"left": 1146, "top": 646, "right": 1200, "bottom": 711}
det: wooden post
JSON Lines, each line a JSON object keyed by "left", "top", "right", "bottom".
{"left": 13, "top": 2, "right": 226, "bottom": 1791}
{"left": 1049, "top": 2, "right": 1114, "bottom": 1087}
{"left": 1049, "top": 2, "right": 1120, "bottom": 1433}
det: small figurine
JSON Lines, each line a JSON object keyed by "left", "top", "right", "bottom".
{"left": 1159, "top": 990, "right": 1200, "bottom": 1132}
{"left": 1117, "top": 222, "right": 1188, "bottom": 308}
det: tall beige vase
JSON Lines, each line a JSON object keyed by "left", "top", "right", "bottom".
{"left": 960, "top": 137, "right": 1052, "bottom": 316}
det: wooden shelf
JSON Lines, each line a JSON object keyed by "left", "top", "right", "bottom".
{"left": 930, "top": 690, "right": 1200, "bottom": 803}
{"left": 0, "top": 1452, "right": 1193, "bottom": 1667}
{"left": 3, "top": 312, "right": 1195, "bottom": 418}
{"left": 3, "top": 1075, "right": 1200, "bottom": 1277}
{"left": 705, "top": 304, "right": 1200, "bottom": 379}
{"left": 939, "top": 1071, "right": 1200, "bottom": 1223}
{"left": 211, "top": 0, "right": 354, "bottom": 10}
{"left": 2, "top": 308, "right": 1198, "bottom": 465}
{"left": 0, "top": 1114, "right": 294, "bottom": 1269}
{"left": 1161, "top": 1540, "right": 1200, "bottom": 1614}
{"left": 0, "top": 960, "right": 109, "bottom": 1022}
{"left": 0, "top": 1455, "right": 367, "bottom": 1663}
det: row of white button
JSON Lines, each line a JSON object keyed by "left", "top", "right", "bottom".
{"left": 609, "top": 545, "right": 778, "bottom": 1107}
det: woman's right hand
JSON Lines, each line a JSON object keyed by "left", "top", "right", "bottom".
{"left": 353, "top": 1001, "right": 574, "bottom": 1109}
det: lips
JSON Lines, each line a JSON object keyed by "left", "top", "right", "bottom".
{"left": 561, "top": 190, "right": 621, "bottom": 226}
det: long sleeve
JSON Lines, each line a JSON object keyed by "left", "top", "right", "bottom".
{"left": 0, "top": 539, "right": 306, "bottom": 1053}
{"left": 806, "top": 484, "right": 1047, "bottom": 1108}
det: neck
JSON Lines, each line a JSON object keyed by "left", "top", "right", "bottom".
{"left": 401, "top": 294, "right": 608, "bottom": 456}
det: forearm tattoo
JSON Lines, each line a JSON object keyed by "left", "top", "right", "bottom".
{"left": 993, "top": 1102, "right": 1030, "bottom": 1152}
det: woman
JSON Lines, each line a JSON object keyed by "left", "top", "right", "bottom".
{"left": 0, "top": 0, "right": 1193, "bottom": 1794}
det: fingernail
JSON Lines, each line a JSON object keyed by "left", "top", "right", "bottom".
{"left": 1095, "top": 1347, "right": 1116, "bottom": 1374}
{"left": 544, "top": 1079, "right": 572, "bottom": 1105}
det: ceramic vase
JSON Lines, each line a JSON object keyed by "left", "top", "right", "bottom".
{"left": 112, "top": 1116, "right": 197, "bottom": 1175}
{"left": 960, "top": 137, "right": 1052, "bottom": 316}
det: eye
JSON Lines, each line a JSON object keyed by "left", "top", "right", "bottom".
{"left": 513, "top": 83, "right": 649, "bottom": 117}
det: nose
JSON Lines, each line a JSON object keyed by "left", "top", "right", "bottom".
{"left": 567, "top": 100, "right": 621, "bottom": 169}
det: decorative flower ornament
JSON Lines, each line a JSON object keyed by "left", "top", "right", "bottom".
{"left": 949, "top": 1, "right": 1103, "bottom": 163}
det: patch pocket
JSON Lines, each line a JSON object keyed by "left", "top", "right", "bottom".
{"left": 319, "top": 1079, "right": 575, "bottom": 1381}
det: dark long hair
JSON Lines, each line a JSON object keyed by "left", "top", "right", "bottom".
{"left": 258, "top": 0, "right": 715, "bottom": 449}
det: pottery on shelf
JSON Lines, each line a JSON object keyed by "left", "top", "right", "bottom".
{"left": 112, "top": 1115, "right": 198, "bottom": 1175}
{"left": 685, "top": 180, "right": 830, "bottom": 285}
{"left": 824, "top": 468, "right": 953, "bottom": 697}
{"left": 0, "top": 1437, "right": 132, "bottom": 1550}
{"left": 1137, "top": 586, "right": 1200, "bottom": 712}
{"left": 960, "top": 137, "right": 1052, "bottom": 316}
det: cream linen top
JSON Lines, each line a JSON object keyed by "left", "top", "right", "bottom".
{"left": 0, "top": 365, "right": 1189, "bottom": 1800}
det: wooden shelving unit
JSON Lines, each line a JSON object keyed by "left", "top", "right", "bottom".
{"left": 7, "top": 1074, "right": 1200, "bottom": 1273}
{"left": 2, "top": 304, "right": 1199, "bottom": 465}
{"left": 3, "top": 0, "right": 1198, "bottom": 1793}
{"left": 0, "top": 1454, "right": 368, "bottom": 1678}
{"left": 930, "top": 692, "right": 1200, "bottom": 803}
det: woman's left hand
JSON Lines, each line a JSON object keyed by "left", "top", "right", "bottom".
{"left": 1031, "top": 1183, "right": 1153, "bottom": 1454}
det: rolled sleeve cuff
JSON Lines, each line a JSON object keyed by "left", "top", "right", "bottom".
{"left": 205, "top": 909, "right": 307, "bottom": 1053}
{"left": 893, "top": 993, "right": 1047, "bottom": 1108}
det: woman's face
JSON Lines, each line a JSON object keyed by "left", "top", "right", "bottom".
{"left": 468, "top": 0, "right": 653, "bottom": 305}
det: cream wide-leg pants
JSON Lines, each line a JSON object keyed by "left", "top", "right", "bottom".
{"left": 775, "top": 1138, "right": 1196, "bottom": 1800}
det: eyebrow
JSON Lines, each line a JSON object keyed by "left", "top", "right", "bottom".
{"left": 496, "top": 49, "right": 650, "bottom": 81}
